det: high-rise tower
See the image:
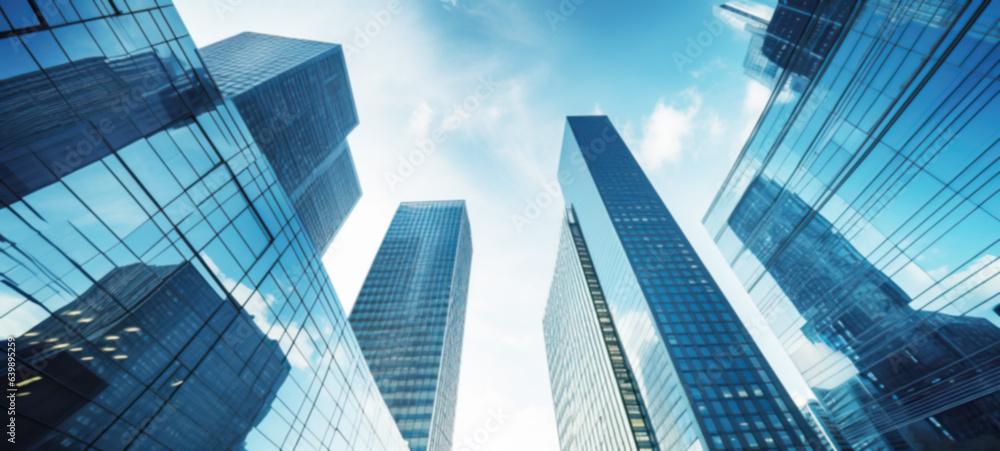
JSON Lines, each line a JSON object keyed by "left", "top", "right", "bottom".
{"left": 201, "top": 32, "right": 361, "bottom": 254}
{"left": 544, "top": 208, "right": 658, "bottom": 450}
{"left": 349, "top": 201, "right": 473, "bottom": 451}
{"left": 0, "top": 2, "right": 404, "bottom": 449}
{"left": 553, "top": 116, "right": 822, "bottom": 450}
{"left": 16, "top": 262, "right": 291, "bottom": 449}
{"left": 705, "top": 0, "right": 1000, "bottom": 448}
{"left": 715, "top": 2, "right": 781, "bottom": 88}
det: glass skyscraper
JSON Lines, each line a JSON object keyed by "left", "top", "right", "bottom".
{"left": 758, "top": 0, "right": 856, "bottom": 84}
{"left": 705, "top": 0, "right": 1000, "bottom": 448}
{"left": 349, "top": 201, "right": 473, "bottom": 451}
{"left": 201, "top": 32, "right": 361, "bottom": 255}
{"left": 556, "top": 116, "right": 822, "bottom": 450}
{"left": 18, "top": 262, "right": 291, "bottom": 449}
{"left": 716, "top": 2, "right": 781, "bottom": 89}
{"left": 800, "top": 399, "right": 851, "bottom": 451}
{"left": 544, "top": 208, "right": 657, "bottom": 450}
{"left": 0, "top": 1, "right": 404, "bottom": 449}
{"left": 729, "top": 0, "right": 859, "bottom": 93}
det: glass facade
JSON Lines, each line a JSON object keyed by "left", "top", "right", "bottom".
{"left": 800, "top": 399, "right": 851, "bottom": 451}
{"left": 18, "top": 262, "right": 291, "bottom": 449}
{"left": 705, "top": 0, "right": 1000, "bottom": 448}
{"left": 201, "top": 32, "right": 361, "bottom": 255}
{"left": 348, "top": 201, "right": 473, "bottom": 451}
{"left": 744, "top": 30, "right": 784, "bottom": 90}
{"left": 543, "top": 209, "right": 657, "bottom": 450}
{"left": 760, "top": 0, "right": 857, "bottom": 91}
{"left": 557, "top": 116, "right": 822, "bottom": 450}
{"left": 717, "top": 2, "right": 781, "bottom": 89}
{"left": 1, "top": 1, "right": 404, "bottom": 449}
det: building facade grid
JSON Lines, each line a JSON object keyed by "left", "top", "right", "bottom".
{"left": 349, "top": 201, "right": 472, "bottom": 451}
{"left": 544, "top": 208, "right": 658, "bottom": 450}
{"left": 0, "top": 1, "right": 405, "bottom": 449}
{"left": 201, "top": 32, "right": 361, "bottom": 255}
{"left": 706, "top": 0, "right": 1000, "bottom": 448}
{"left": 557, "top": 116, "right": 822, "bottom": 450}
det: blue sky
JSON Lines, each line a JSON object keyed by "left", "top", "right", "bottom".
{"left": 174, "top": 0, "right": 803, "bottom": 448}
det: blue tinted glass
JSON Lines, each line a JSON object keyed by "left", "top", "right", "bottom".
{"left": 348, "top": 201, "right": 472, "bottom": 451}
{"left": 53, "top": 23, "right": 103, "bottom": 60}
{"left": 201, "top": 33, "right": 361, "bottom": 254}
{"left": 22, "top": 30, "right": 69, "bottom": 68}
{"left": 3, "top": 3, "right": 405, "bottom": 450}
{"left": 2, "top": 0, "right": 40, "bottom": 29}
{"left": 704, "top": 0, "right": 1000, "bottom": 449}
{"left": 551, "top": 116, "right": 823, "bottom": 450}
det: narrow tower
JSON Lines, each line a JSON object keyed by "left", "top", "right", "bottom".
{"left": 202, "top": 32, "right": 362, "bottom": 254}
{"left": 349, "top": 201, "right": 473, "bottom": 451}
{"left": 554, "top": 116, "right": 822, "bottom": 450}
{"left": 544, "top": 208, "right": 658, "bottom": 450}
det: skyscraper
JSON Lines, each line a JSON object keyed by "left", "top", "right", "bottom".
{"left": 0, "top": 2, "right": 404, "bottom": 449}
{"left": 758, "top": 0, "right": 856, "bottom": 81}
{"left": 349, "top": 201, "right": 473, "bottom": 451}
{"left": 715, "top": 2, "right": 781, "bottom": 89}
{"left": 710, "top": 176, "right": 1000, "bottom": 449}
{"left": 735, "top": 0, "right": 965, "bottom": 93}
{"left": 724, "top": 0, "right": 857, "bottom": 93}
{"left": 201, "top": 32, "right": 362, "bottom": 254}
{"left": 554, "top": 116, "right": 822, "bottom": 450}
{"left": 800, "top": 399, "right": 851, "bottom": 451}
{"left": 1, "top": 34, "right": 207, "bottom": 201}
{"left": 17, "top": 262, "right": 290, "bottom": 449}
{"left": 544, "top": 208, "right": 657, "bottom": 450}
{"left": 717, "top": 1, "right": 772, "bottom": 27}
{"left": 705, "top": 0, "right": 1000, "bottom": 448}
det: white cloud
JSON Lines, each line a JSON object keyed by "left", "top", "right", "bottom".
{"left": 407, "top": 101, "right": 434, "bottom": 138}
{"left": 743, "top": 79, "right": 771, "bottom": 115}
{"left": 470, "top": 404, "right": 557, "bottom": 450}
{"left": 591, "top": 103, "right": 603, "bottom": 115}
{"left": 727, "top": 80, "right": 772, "bottom": 159}
{"left": 690, "top": 57, "right": 726, "bottom": 79}
{"left": 200, "top": 252, "right": 317, "bottom": 369}
{"left": 708, "top": 112, "right": 726, "bottom": 137}
{"left": 791, "top": 336, "right": 859, "bottom": 391}
{"left": 172, "top": 1, "right": 816, "bottom": 448}
{"left": 637, "top": 89, "right": 702, "bottom": 169}
{"left": 909, "top": 254, "right": 1000, "bottom": 326}
{"left": 443, "top": 0, "right": 544, "bottom": 46}
{"left": 740, "top": 78, "right": 796, "bottom": 130}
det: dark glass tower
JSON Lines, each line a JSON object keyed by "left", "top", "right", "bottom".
{"left": 705, "top": 0, "right": 1000, "bottom": 448}
{"left": 716, "top": 2, "right": 781, "bottom": 89}
{"left": 713, "top": 177, "right": 1000, "bottom": 449}
{"left": 544, "top": 209, "right": 657, "bottom": 450}
{"left": 0, "top": 2, "right": 404, "bottom": 449}
{"left": 759, "top": 0, "right": 857, "bottom": 82}
{"left": 17, "top": 262, "right": 290, "bottom": 449}
{"left": 556, "top": 116, "right": 822, "bottom": 450}
{"left": 201, "top": 32, "right": 361, "bottom": 254}
{"left": 349, "top": 201, "right": 473, "bottom": 451}
{"left": 726, "top": 0, "right": 857, "bottom": 93}
{"left": 800, "top": 399, "right": 850, "bottom": 451}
